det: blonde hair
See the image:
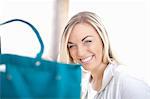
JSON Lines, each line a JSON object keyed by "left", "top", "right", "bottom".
{"left": 58, "top": 11, "right": 120, "bottom": 64}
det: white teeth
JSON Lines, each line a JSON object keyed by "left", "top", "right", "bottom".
{"left": 81, "top": 56, "right": 93, "bottom": 63}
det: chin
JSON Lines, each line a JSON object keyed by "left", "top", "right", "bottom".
{"left": 82, "top": 64, "right": 91, "bottom": 71}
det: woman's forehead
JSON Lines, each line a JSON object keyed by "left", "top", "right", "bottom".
{"left": 68, "top": 23, "right": 100, "bottom": 42}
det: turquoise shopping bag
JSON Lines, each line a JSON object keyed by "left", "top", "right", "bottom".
{"left": 0, "top": 19, "right": 81, "bottom": 99}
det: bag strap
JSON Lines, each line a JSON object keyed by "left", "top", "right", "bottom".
{"left": 0, "top": 36, "right": 1, "bottom": 54}
{"left": 0, "top": 19, "right": 44, "bottom": 59}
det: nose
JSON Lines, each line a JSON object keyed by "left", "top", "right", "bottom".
{"left": 77, "top": 45, "right": 86, "bottom": 58}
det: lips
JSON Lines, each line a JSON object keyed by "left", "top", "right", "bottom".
{"left": 80, "top": 55, "right": 93, "bottom": 64}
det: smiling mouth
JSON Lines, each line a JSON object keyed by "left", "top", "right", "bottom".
{"left": 80, "top": 56, "right": 93, "bottom": 64}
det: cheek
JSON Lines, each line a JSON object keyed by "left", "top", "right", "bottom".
{"left": 97, "top": 48, "right": 104, "bottom": 61}
{"left": 69, "top": 49, "right": 77, "bottom": 59}
{"left": 92, "top": 44, "right": 103, "bottom": 58}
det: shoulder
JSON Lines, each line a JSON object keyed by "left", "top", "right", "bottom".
{"left": 113, "top": 65, "right": 150, "bottom": 99}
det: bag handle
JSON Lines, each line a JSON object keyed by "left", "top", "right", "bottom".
{"left": 0, "top": 19, "right": 44, "bottom": 59}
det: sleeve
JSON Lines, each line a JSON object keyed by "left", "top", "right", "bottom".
{"left": 121, "top": 74, "right": 150, "bottom": 99}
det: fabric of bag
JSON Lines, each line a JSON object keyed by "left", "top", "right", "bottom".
{"left": 0, "top": 19, "right": 81, "bottom": 99}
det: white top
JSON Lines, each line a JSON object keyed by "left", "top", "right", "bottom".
{"left": 81, "top": 63, "right": 150, "bottom": 99}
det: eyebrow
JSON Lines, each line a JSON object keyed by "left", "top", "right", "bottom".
{"left": 68, "top": 42, "right": 74, "bottom": 44}
{"left": 68, "top": 35, "right": 93, "bottom": 44}
{"left": 82, "top": 35, "right": 93, "bottom": 41}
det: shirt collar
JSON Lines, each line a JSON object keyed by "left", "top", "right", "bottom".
{"left": 81, "top": 63, "right": 118, "bottom": 96}
{"left": 98, "top": 63, "right": 118, "bottom": 92}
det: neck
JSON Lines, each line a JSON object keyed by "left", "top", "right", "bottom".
{"left": 90, "top": 62, "right": 108, "bottom": 91}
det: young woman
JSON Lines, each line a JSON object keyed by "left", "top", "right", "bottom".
{"left": 58, "top": 11, "right": 150, "bottom": 99}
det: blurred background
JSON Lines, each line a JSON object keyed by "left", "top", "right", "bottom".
{"left": 0, "top": 0, "right": 150, "bottom": 85}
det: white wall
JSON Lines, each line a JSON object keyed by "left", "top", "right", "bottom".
{"left": 0, "top": 0, "right": 55, "bottom": 59}
{"left": 69, "top": 0, "right": 150, "bottom": 85}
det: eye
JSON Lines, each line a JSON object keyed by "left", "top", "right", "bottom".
{"left": 68, "top": 44, "right": 76, "bottom": 49}
{"left": 83, "top": 40, "right": 92, "bottom": 46}
{"left": 85, "top": 40, "right": 92, "bottom": 43}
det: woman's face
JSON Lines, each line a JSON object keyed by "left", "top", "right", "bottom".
{"left": 67, "top": 23, "right": 104, "bottom": 71}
